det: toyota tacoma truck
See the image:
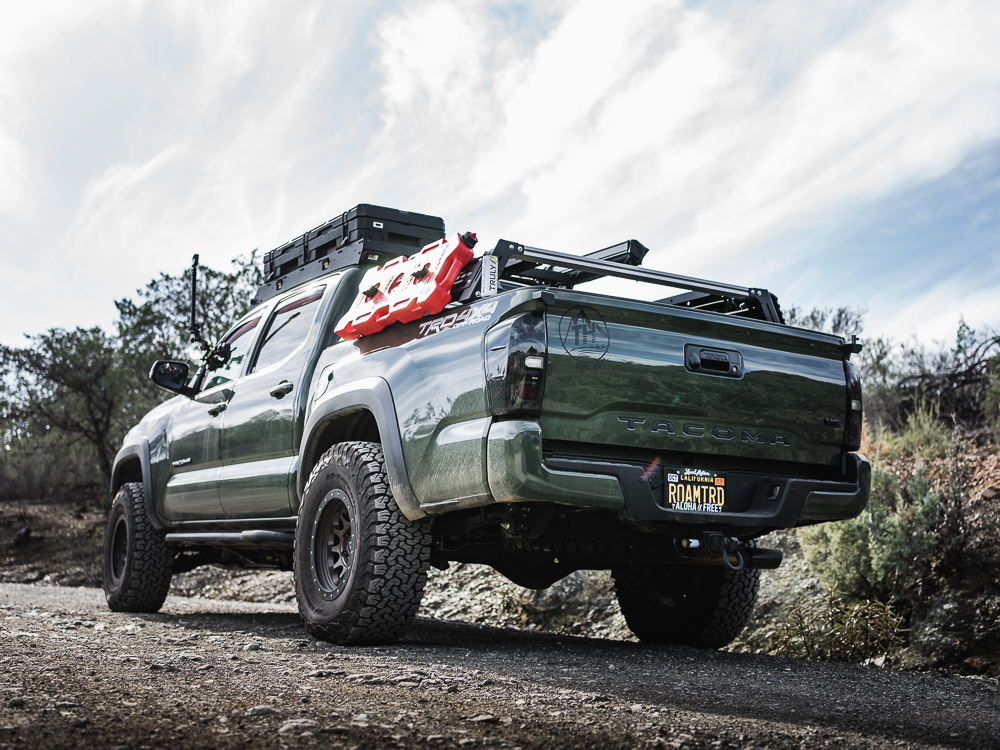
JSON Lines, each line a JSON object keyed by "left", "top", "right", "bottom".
{"left": 104, "top": 203, "right": 870, "bottom": 648}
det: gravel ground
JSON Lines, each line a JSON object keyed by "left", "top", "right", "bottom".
{"left": 2, "top": 584, "right": 998, "bottom": 750}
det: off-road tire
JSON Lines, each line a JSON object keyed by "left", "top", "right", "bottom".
{"left": 295, "top": 441, "right": 431, "bottom": 645}
{"left": 103, "top": 482, "right": 173, "bottom": 613}
{"left": 613, "top": 560, "right": 760, "bottom": 649}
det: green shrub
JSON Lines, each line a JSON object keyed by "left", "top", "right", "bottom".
{"left": 898, "top": 402, "right": 952, "bottom": 458}
{"left": 0, "top": 428, "right": 103, "bottom": 503}
{"left": 867, "top": 468, "right": 938, "bottom": 595}
{"left": 800, "top": 462, "right": 940, "bottom": 603}
{"left": 861, "top": 420, "right": 901, "bottom": 462}
{"left": 773, "top": 595, "right": 905, "bottom": 663}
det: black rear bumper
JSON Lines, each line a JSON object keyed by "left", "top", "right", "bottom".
{"left": 544, "top": 452, "right": 870, "bottom": 529}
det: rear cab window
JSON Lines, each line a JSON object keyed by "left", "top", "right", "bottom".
{"left": 249, "top": 286, "right": 327, "bottom": 374}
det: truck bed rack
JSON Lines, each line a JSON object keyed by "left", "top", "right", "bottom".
{"left": 488, "top": 239, "right": 784, "bottom": 324}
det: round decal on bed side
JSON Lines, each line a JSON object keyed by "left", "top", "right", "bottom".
{"left": 558, "top": 306, "right": 610, "bottom": 361}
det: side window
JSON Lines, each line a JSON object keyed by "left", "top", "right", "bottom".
{"left": 202, "top": 317, "right": 260, "bottom": 391}
{"left": 250, "top": 287, "right": 326, "bottom": 374}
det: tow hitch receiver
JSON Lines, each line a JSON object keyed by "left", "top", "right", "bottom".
{"left": 676, "top": 534, "right": 783, "bottom": 570}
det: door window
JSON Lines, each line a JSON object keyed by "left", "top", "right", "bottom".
{"left": 250, "top": 287, "right": 326, "bottom": 374}
{"left": 202, "top": 317, "right": 260, "bottom": 391}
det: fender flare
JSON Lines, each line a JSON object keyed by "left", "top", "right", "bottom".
{"left": 299, "top": 376, "right": 424, "bottom": 521}
{"left": 110, "top": 438, "right": 165, "bottom": 530}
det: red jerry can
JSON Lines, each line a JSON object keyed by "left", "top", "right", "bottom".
{"left": 335, "top": 232, "right": 477, "bottom": 340}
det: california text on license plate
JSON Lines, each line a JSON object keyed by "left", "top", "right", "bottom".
{"left": 665, "top": 468, "right": 726, "bottom": 513}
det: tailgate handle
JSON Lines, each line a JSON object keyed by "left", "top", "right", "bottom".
{"left": 685, "top": 345, "right": 742, "bottom": 378}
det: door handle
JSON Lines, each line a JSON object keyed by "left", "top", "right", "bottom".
{"left": 207, "top": 402, "right": 227, "bottom": 417}
{"left": 269, "top": 381, "right": 294, "bottom": 399}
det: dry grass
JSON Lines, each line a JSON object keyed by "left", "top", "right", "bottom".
{"left": 773, "top": 594, "right": 905, "bottom": 664}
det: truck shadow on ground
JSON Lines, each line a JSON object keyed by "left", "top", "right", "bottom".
{"left": 145, "top": 606, "right": 995, "bottom": 750}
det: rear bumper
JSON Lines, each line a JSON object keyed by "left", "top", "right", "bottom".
{"left": 486, "top": 419, "right": 870, "bottom": 529}
{"left": 487, "top": 420, "right": 626, "bottom": 510}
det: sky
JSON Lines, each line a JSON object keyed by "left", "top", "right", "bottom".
{"left": 0, "top": 0, "right": 998, "bottom": 350}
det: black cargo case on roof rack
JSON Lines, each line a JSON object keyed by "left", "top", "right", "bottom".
{"left": 252, "top": 204, "right": 445, "bottom": 305}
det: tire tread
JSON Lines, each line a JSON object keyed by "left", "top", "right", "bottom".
{"left": 614, "top": 559, "right": 760, "bottom": 649}
{"left": 296, "top": 441, "right": 430, "bottom": 645}
{"left": 104, "top": 482, "right": 172, "bottom": 613}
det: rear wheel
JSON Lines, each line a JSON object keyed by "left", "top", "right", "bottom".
{"left": 103, "top": 482, "right": 173, "bottom": 612}
{"left": 613, "top": 561, "right": 760, "bottom": 648}
{"left": 294, "top": 441, "right": 430, "bottom": 645}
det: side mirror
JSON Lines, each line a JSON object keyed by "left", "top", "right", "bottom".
{"left": 149, "top": 360, "right": 195, "bottom": 397}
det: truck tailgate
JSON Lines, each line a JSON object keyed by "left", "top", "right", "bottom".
{"left": 539, "top": 292, "right": 848, "bottom": 470}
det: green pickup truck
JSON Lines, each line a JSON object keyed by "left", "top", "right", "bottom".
{"left": 104, "top": 204, "right": 870, "bottom": 648}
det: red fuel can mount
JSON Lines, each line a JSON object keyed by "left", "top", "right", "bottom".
{"left": 335, "top": 232, "right": 478, "bottom": 340}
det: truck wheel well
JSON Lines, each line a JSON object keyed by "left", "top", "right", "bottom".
{"left": 305, "top": 410, "right": 381, "bottom": 484}
{"left": 114, "top": 457, "right": 143, "bottom": 493}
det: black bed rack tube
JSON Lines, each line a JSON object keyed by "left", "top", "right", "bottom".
{"left": 491, "top": 240, "right": 750, "bottom": 299}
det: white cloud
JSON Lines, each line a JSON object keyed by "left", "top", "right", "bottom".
{"left": 0, "top": 0, "right": 378, "bottom": 344}
{"left": 876, "top": 276, "right": 1000, "bottom": 344}
{"left": 0, "top": 122, "right": 34, "bottom": 219}
{"left": 363, "top": 0, "right": 1000, "bottom": 275}
{"left": 0, "top": 0, "right": 123, "bottom": 219}
{"left": 60, "top": 1, "right": 346, "bottom": 274}
{"left": 0, "top": 0, "right": 998, "bottom": 347}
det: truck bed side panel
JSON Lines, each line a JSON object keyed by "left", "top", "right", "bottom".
{"left": 325, "top": 297, "right": 507, "bottom": 509}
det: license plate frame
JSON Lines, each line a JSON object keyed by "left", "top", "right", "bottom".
{"left": 664, "top": 468, "right": 727, "bottom": 514}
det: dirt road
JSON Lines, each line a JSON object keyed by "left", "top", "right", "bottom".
{"left": 1, "top": 584, "right": 997, "bottom": 750}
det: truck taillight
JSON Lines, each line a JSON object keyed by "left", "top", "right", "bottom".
{"left": 485, "top": 312, "right": 547, "bottom": 416}
{"left": 844, "top": 360, "right": 862, "bottom": 451}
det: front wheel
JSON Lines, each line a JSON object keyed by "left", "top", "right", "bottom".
{"left": 103, "top": 482, "right": 173, "bottom": 612}
{"left": 613, "top": 561, "right": 760, "bottom": 648}
{"left": 294, "top": 441, "right": 430, "bottom": 645}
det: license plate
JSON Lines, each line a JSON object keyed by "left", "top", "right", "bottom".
{"left": 664, "top": 469, "right": 726, "bottom": 513}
